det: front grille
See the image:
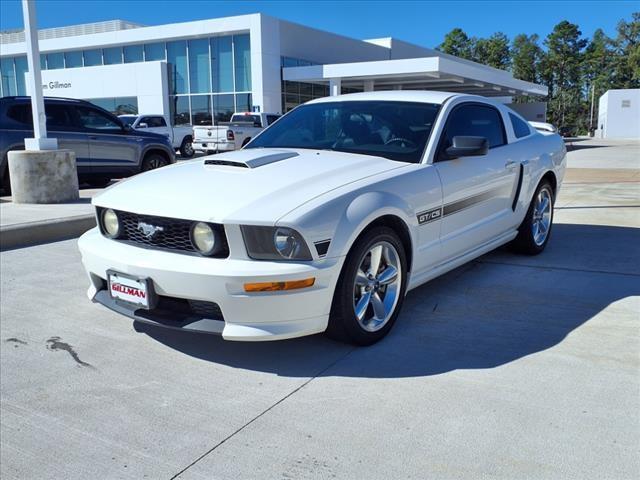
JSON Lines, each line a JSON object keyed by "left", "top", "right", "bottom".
{"left": 98, "top": 208, "right": 228, "bottom": 257}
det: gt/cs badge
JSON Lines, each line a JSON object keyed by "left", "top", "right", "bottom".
{"left": 417, "top": 207, "right": 442, "bottom": 225}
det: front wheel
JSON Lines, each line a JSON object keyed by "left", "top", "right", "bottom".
{"left": 511, "top": 180, "right": 554, "bottom": 255}
{"left": 327, "top": 226, "right": 407, "bottom": 346}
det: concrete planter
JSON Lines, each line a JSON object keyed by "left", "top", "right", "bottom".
{"left": 7, "top": 149, "right": 79, "bottom": 204}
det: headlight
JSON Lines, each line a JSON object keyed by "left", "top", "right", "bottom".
{"left": 241, "top": 225, "right": 312, "bottom": 261}
{"left": 190, "top": 222, "right": 217, "bottom": 255}
{"left": 101, "top": 208, "right": 120, "bottom": 238}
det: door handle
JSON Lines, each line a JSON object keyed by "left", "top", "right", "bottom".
{"left": 505, "top": 160, "right": 517, "bottom": 169}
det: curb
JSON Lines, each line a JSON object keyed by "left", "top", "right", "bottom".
{"left": 0, "top": 214, "right": 96, "bottom": 251}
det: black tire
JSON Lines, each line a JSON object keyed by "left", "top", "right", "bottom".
{"left": 179, "top": 136, "right": 194, "bottom": 158}
{"left": 241, "top": 137, "right": 252, "bottom": 148}
{"left": 85, "top": 177, "right": 112, "bottom": 188}
{"left": 327, "top": 226, "right": 408, "bottom": 346}
{"left": 1, "top": 165, "right": 11, "bottom": 196}
{"left": 141, "top": 153, "right": 169, "bottom": 172}
{"left": 511, "top": 180, "right": 555, "bottom": 255}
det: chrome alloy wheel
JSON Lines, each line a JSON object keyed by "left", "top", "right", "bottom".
{"left": 353, "top": 241, "right": 402, "bottom": 332}
{"left": 532, "top": 187, "right": 553, "bottom": 246}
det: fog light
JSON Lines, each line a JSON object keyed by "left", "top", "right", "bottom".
{"left": 191, "top": 222, "right": 216, "bottom": 255}
{"left": 102, "top": 209, "right": 120, "bottom": 238}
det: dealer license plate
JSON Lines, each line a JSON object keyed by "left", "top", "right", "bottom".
{"left": 108, "top": 271, "right": 150, "bottom": 309}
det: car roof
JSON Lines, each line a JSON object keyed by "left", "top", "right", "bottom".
{"left": 306, "top": 90, "right": 465, "bottom": 106}
{"left": 0, "top": 96, "right": 92, "bottom": 105}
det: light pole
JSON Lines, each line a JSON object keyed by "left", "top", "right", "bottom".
{"left": 22, "top": 0, "right": 57, "bottom": 150}
{"left": 7, "top": 0, "right": 78, "bottom": 203}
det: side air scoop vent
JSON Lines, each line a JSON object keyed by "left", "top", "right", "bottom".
{"left": 204, "top": 151, "right": 299, "bottom": 169}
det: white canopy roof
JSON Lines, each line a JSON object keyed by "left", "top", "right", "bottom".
{"left": 283, "top": 56, "right": 547, "bottom": 98}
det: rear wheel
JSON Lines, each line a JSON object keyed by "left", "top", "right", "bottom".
{"left": 511, "top": 180, "right": 554, "bottom": 255}
{"left": 141, "top": 153, "right": 169, "bottom": 172}
{"left": 179, "top": 137, "right": 194, "bottom": 158}
{"left": 327, "top": 227, "right": 407, "bottom": 345}
{"left": 241, "top": 137, "right": 252, "bottom": 148}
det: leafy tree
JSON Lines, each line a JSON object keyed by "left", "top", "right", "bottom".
{"left": 511, "top": 34, "right": 543, "bottom": 83}
{"left": 473, "top": 32, "right": 511, "bottom": 70}
{"left": 543, "top": 21, "right": 588, "bottom": 133}
{"left": 613, "top": 12, "right": 640, "bottom": 86}
{"left": 583, "top": 29, "right": 617, "bottom": 130}
{"left": 438, "top": 28, "right": 475, "bottom": 60}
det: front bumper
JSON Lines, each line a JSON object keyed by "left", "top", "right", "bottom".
{"left": 193, "top": 141, "right": 236, "bottom": 152}
{"left": 78, "top": 228, "right": 342, "bottom": 341}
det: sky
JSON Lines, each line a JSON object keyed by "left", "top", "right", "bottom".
{"left": 0, "top": 0, "right": 637, "bottom": 49}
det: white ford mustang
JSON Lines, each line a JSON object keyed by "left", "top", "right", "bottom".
{"left": 78, "top": 91, "right": 566, "bottom": 345}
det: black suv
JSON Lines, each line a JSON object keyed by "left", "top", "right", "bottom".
{"left": 1, "top": 97, "right": 176, "bottom": 194}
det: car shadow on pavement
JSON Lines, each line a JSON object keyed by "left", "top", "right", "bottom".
{"left": 137, "top": 223, "right": 640, "bottom": 378}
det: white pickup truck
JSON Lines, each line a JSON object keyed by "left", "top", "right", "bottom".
{"left": 192, "top": 112, "right": 281, "bottom": 154}
{"left": 119, "top": 114, "right": 195, "bottom": 158}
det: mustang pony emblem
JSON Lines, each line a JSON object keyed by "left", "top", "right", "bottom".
{"left": 137, "top": 222, "right": 164, "bottom": 239}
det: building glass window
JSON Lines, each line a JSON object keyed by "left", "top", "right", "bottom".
{"left": 47, "top": 52, "right": 64, "bottom": 70}
{"left": 235, "top": 93, "right": 252, "bottom": 113}
{"left": 1, "top": 57, "right": 16, "bottom": 96}
{"left": 83, "top": 49, "right": 102, "bottom": 66}
{"left": 40, "top": 54, "right": 46, "bottom": 70}
{"left": 144, "top": 42, "right": 165, "bottom": 61}
{"left": 103, "top": 47, "right": 122, "bottom": 65}
{"left": 167, "top": 40, "right": 188, "bottom": 94}
{"left": 170, "top": 95, "right": 190, "bottom": 125}
{"left": 211, "top": 36, "right": 233, "bottom": 92}
{"left": 14, "top": 56, "right": 28, "bottom": 95}
{"left": 188, "top": 38, "right": 210, "bottom": 94}
{"left": 86, "top": 97, "right": 138, "bottom": 115}
{"left": 213, "top": 94, "right": 234, "bottom": 123}
{"left": 65, "top": 50, "right": 83, "bottom": 68}
{"left": 190, "top": 94, "right": 212, "bottom": 125}
{"left": 124, "top": 45, "right": 144, "bottom": 63}
{"left": 233, "top": 34, "right": 251, "bottom": 91}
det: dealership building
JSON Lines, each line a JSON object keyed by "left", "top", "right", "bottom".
{"left": 0, "top": 14, "right": 547, "bottom": 125}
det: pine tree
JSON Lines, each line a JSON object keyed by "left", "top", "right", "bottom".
{"left": 438, "top": 28, "right": 475, "bottom": 60}
{"left": 544, "top": 21, "right": 588, "bottom": 134}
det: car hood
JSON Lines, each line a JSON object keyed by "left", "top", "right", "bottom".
{"left": 93, "top": 148, "right": 407, "bottom": 224}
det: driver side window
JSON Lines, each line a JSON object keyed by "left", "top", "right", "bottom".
{"left": 439, "top": 104, "right": 506, "bottom": 159}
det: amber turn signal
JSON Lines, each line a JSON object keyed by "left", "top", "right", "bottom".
{"left": 244, "top": 277, "right": 315, "bottom": 292}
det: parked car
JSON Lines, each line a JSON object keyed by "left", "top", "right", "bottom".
{"left": 529, "top": 121, "right": 558, "bottom": 134}
{"left": 78, "top": 91, "right": 566, "bottom": 345}
{"left": 192, "top": 112, "right": 281, "bottom": 154}
{"left": 119, "top": 114, "right": 194, "bottom": 158}
{"left": 0, "top": 97, "right": 175, "bottom": 193}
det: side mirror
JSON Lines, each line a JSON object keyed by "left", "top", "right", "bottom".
{"left": 138, "top": 122, "right": 148, "bottom": 129}
{"left": 445, "top": 136, "right": 488, "bottom": 158}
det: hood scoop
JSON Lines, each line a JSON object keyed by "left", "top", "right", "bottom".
{"left": 204, "top": 150, "right": 299, "bottom": 169}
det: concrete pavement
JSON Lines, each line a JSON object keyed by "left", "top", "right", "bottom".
{"left": 0, "top": 139, "right": 638, "bottom": 479}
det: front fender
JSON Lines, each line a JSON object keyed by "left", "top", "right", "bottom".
{"left": 331, "top": 191, "right": 414, "bottom": 258}
{"left": 282, "top": 189, "right": 415, "bottom": 262}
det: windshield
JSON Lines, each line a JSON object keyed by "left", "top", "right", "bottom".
{"left": 119, "top": 115, "right": 137, "bottom": 126}
{"left": 246, "top": 101, "right": 440, "bottom": 163}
